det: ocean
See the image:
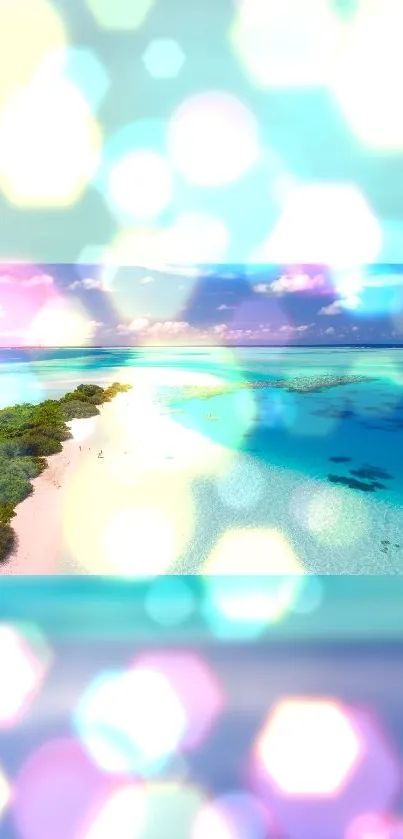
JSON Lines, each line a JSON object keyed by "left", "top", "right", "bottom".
{"left": 1, "top": 345, "right": 403, "bottom": 573}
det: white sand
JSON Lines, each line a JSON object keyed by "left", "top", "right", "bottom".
{"left": 1, "top": 390, "right": 403, "bottom": 575}
{"left": 0, "top": 417, "right": 100, "bottom": 575}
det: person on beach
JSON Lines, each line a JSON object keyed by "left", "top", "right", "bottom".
{"left": 98, "top": 450, "right": 103, "bottom": 458}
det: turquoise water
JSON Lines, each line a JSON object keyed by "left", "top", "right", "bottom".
{"left": 1, "top": 346, "right": 403, "bottom": 509}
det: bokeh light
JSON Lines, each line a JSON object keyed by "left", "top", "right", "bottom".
{"left": 257, "top": 184, "right": 382, "bottom": 264}
{"left": 145, "top": 577, "right": 196, "bottom": 627}
{"left": 202, "top": 527, "right": 305, "bottom": 575}
{"left": 192, "top": 791, "right": 271, "bottom": 839}
{"left": 106, "top": 151, "right": 173, "bottom": 222}
{"left": 229, "top": 0, "right": 344, "bottom": 89}
{"left": 0, "top": 623, "right": 51, "bottom": 728}
{"left": 12, "top": 737, "right": 112, "bottom": 839}
{"left": 330, "top": 0, "right": 403, "bottom": 149}
{"left": 142, "top": 39, "right": 185, "bottom": 79}
{"left": 82, "top": 781, "right": 207, "bottom": 839}
{"left": 37, "top": 47, "right": 110, "bottom": 109}
{"left": 167, "top": 92, "right": 261, "bottom": 186}
{"left": 202, "top": 574, "right": 305, "bottom": 640}
{"left": 131, "top": 651, "right": 225, "bottom": 750}
{"left": 161, "top": 213, "right": 230, "bottom": 264}
{"left": 254, "top": 698, "right": 361, "bottom": 796}
{"left": 290, "top": 482, "right": 369, "bottom": 549}
{"left": 0, "top": 69, "right": 102, "bottom": 207}
{"left": 85, "top": 0, "right": 154, "bottom": 30}
{"left": 26, "top": 299, "right": 97, "bottom": 346}
{"left": 74, "top": 667, "right": 187, "bottom": 774}
{"left": 0, "top": 0, "right": 66, "bottom": 116}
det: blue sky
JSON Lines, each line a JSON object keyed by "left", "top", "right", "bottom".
{"left": 0, "top": 263, "right": 402, "bottom": 346}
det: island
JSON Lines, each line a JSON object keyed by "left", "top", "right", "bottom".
{"left": 0, "top": 382, "right": 132, "bottom": 562}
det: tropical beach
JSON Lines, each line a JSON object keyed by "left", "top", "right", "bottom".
{"left": 1, "top": 348, "right": 403, "bottom": 575}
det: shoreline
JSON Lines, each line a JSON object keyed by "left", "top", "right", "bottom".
{"left": 1, "top": 384, "right": 403, "bottom": 575}
{"left": 0, "top": 415, "right": 100, "bottom": 574}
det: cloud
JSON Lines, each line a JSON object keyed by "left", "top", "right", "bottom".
{"left": 140, "top": 275, "right": 154, "bottom": 284}
{"left": 0, "top": 275, "right": 13, "bottom": 284}
{"left": 22, "top": 274, "right": 54, "bottom": 287}
{"left": 68, "top": 278, "right": 103, "bottom": 291}
{"left": 253, "top": 283, "right": 271, "bottom": 294}
{"left": 217, "top": 304, "right": 231, "bottom": 310}
{"left": 128, "top": 318, "right": 150, "bottom": 332}
{"left": 270, "top": 273, "right": 327, "bottom": 295}
{"left": 318, "top": 301, "right": 343, "bottom": 315}
{"left": 324, "top": 326, "right": 336, "bottom": 335}
{"left": 148, "top": 321, "right": 190, "bottom": 335}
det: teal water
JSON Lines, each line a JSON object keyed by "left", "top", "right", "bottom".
{"left": 1, "top": 346, "right": 403, "bottom": 574}
{"left": 2, "top": 346, "right": 402, "bottom": 502}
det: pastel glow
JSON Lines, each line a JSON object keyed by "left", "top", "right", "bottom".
{"left": 0, "top": 0, "right": 66, "bottom": 116}
{"left": 167, "top": 91, "right": 261, "bottom": 186}
{"left": 82, "top": 784, "right": 146, "bottom": 839}
{"left": 260, "top": 184, "right": 382, "bottom": 264}
{"left": 26, "top": 300, "right": 96, "bottom": 346}
{"left": 104, "top": 506, "right": 176, "bottom": 577}
{"left": 161, "top": 213, "right": 229, "bottom": 263}
{"left": 85, "top": 0, "right": 154, "bottom": 30}
{"left": 202, "top": 527, "right": 304, "bottom": 575}
{"left": 230, "top": 0, "right": 344, "bottom": 89}
{"left": 0, "top": 72, "right": 102, "bottom": 206}
{"left": 75, "top": 667, "right": 186, "bottom": 774}
{"left": 256, "top": 698, "right": 361, "bottom": 796}
{"left": 330, "top": 0, "right": 403, "bottom": 149}
{"left": 107, "top": 151, "right": 173, "bottom": 220}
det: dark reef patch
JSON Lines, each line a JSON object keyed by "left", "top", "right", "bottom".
{"left": 329, "top": 456, "right": 351, "bottom": 463}
{"left": 328, "top": 474, "right": 377, "bottom": 492}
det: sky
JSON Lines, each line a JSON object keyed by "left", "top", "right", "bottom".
{"left": 1, "top": 262, "right": 403, "bottom": 346}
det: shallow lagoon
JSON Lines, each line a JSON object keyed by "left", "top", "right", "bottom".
{"left": 1, "top": 346, "right": 403, "bottom": 573}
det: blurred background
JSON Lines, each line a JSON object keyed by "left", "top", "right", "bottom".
{"left": 0, "top": 0, "right": 402, "bottom": 267}
{"left": 0, "top": 577, "right": 403, "bottom": 839}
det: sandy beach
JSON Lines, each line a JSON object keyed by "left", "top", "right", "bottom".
{"left": 1, "top": 388, "right": 403, "bottom": 575}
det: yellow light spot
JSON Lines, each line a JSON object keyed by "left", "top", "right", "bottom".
{"left": 0, "top": 0, "right": 66, "bottom": 116}
{"left": 202, "top": 527, "right": 304, "bottom": 575}
{"left": 0, "top": 73, "right": 102, "bottom": 206}
{"left": 26, "top": 300, "right": 97, "bottom": 346}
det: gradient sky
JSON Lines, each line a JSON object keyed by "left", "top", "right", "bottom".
{"left": 1, "top": 263, "right": 403, "bottom": 346}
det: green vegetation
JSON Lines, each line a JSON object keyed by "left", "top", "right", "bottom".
{"left": 0, "top": 381, "right": 132, "bottom": 564}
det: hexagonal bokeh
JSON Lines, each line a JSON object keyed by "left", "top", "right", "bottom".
{"left": 258, "top": 183, "right": 382, "bottom": 264}
{"left": 85, "top": 0, "right": 154, "bottom": 30}
{"left": 329, "top": 1, "right": 403, "bottom": 149}
{"left": 132, "top": 650, "right": 225, "bottom": 749}
{"left": 142, "top": 39, "right": 185, "bottom": 79}
{"left": 256, "top": 698, "right": 360, "bottom": 797}
{"left": 74, "top": 666, "right": 188, "bottom": 775}
{"left": 251, "top": 698, "right": 401, "bottom": 839}
{"left": 0, "top": 622, "right": 52, "bottom": 727}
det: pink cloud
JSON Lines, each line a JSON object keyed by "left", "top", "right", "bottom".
{"left": 270, "top": 273, "right": 328, "bottom": 295}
